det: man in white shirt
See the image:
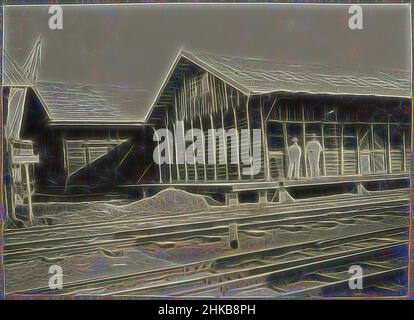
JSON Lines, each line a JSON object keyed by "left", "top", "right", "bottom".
{"left": 306, "top": 134, "right": 323, "bottom": 178}
{"left": 287, "top": 137, "right": 301, "bottom": 180}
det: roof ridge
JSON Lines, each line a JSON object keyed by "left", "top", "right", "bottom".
{"left": 181, "top": 49, "right": 411, "bottom": 78}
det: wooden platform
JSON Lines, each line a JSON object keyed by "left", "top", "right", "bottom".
{"left": 133, "top": 172, "right": 409, "bottom": 192}
{"left": 233, "top": 172, "right": 410, "bottom": 192}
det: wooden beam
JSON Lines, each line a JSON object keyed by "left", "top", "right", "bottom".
{"left": 260, "top": 97, "right": 270, "bottom": 181}
{"left": 165, "top": 110, "right": 172, "bottom": 183}
{"left": 7, "top": 143, "right": 17, "bottom": 221}
{"left": 340, "top": 124, "right": 344, "bottom": 176}
{"left": 387, "top": 117, "right": 392, "bottom": 173}
{"left": 221, "top": 108, "right": 229, "bottom": 180}
{"left": 190, "top": 118, "right": 198, "bottom": 181}
{"left": 267, "top": 119, "right": 410, "bottom": 126}
{"left": 245, "top": 96, "right": 253, "bottom": 179}
{"left": 370, "top": 124, "right": 375, "bottom": 173}
{"left": 23, "top": 163, "right": 34, "bottom": 222}
{"left": 199, "top": 115, "right": 207, "bottom": 181}
{"left": 172, "top": 122, "right": 180, "bottom": 181}
{"left": 152, "top": 127, "right": 163, "bottom": 183}
{"left": 402, "top": 128, "right": 407, "bottom": 172}
{"left": 282, "top": 122, "right": 289, "bottom": 179}
{"left": 210, "top": 114, "right": 217, "bottom": 181}
{"left": 183, "top": 120, "right": 189, "bottom": 182}
{"left": 301, "top": 104, "right": 307, "bottom": 178}
{"left": 232, "top": 104, "right": 242, "bottom": 180}
{"left": 321, "top": 124, "right": 327, "bottom": 176}
{"left": 173, "top": 98, "right": 181, "bottom": 181}
{"left": 356, "top": 126, "right": 361, "bottom": 175}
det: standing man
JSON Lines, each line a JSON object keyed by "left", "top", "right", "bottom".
{"left": 306, "top": 134, "right": 323, "bottom": 178}
{"left": 287, "top": 137, "right": 302, "bottom": 179}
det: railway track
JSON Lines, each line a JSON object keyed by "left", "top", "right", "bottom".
{"left": 276, "top": 266, "right": 407, "bottom": 298}
{"left": 126, "top": 242, "right": 408, "bottom": 298}
{"left": 5, "top": 189, "right": 408, "bottom": 239}
{"left": 232, "top": 243, "right": 408, "bottom": 298}
{"left": 9, "top": 226, "right": 408, "bottom": 296}
{"left": 4, "top": 196, "right": 408, "bottom": 263}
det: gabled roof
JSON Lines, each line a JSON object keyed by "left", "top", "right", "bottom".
{"left": 32, "top": 82, "right": 150, "bottom": 125}
{"left": 3, "top": 42, "right": 150, "bottom": 125}
{"left": 5, "top": 41, "right": 167, "bottom": 125}
{"left": 146, "top": 49, "right": 412, "bottom": 121}
{"left": 185, "top": 50, "right": 412, "bottom": 97}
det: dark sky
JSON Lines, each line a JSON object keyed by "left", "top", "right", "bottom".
{"left": 4, "top": 3, "right": 412, "bottom": 97}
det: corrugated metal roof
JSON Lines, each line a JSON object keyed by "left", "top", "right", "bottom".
{"left": 181, "top": 50, "right": 412, "bottom": 98}
{"left": 33, "top": 82, "right": 150, "bottom": 124}
{"left": 147, "top": 49, "right": 411, "bottom": 121}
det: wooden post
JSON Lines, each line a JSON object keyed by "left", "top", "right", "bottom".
{"left": 63, "top": 138, "right": 69, "bottom": 180}
{"left": 174, "top": 97, "right": 181, "bottom": 181}
{"left": 356, "top": 126, "right": 361, "bottom": 175}
{"left": 259, "top": 190, "right": 268, "bottom": 204}
{"left": 190, "top": 118, "right": 198, "bottom": 181}
{"left": 199, "top": 115, "right": 207, "bottom": 181}
{"left": 23, "top": 163, "right": 34, "bottom": 222}
{"left": 278, "top": 187, "right": 295, "bottom": 203}
{"left": 182, "top": 120, "right": 189, "bottom": 182}
{"left": 173, "top": 122, "right": 180, "bottom": 181}
{"left": 321, "top": 124, "right": 327, "bottom": 176}
{"left": 245, "top": 96, "right": 253, "bottom": 179}
{"left": 232, "top": 105, "right": 242, "bottom": 180}
{"left": 210, "top": 114, "right": 217, "bottom": 181}
{"left": 301, "top": 104, "right": 308, "bottom": 178}
{"left": 260, "top": 97, "right": 270, "bottom": 181}
{"left": 370, "top": 124, "right": 375, "bottom": 173}
{"left": 282, "top": 122, "right": 289, "bottom": 178}
{"left": 340, "top": 124, "right": 344, "bottom": 176}
{"left": 220, "top": 109, "right": 229, "bottom": 180}
{"left": 228, "top": 84, "right": 241, "bottom": 180}
{"left": 153, "top": 127, "right": 163, "bottom": 183}
{"left": 402, "top": 129, "right": 407, "bottom": 172}
{"left": 7, "top": 146, "right": 17, "bottom": 221}
{"left": 225, "top": 193, "right": 239, "bottom": 206}
{"left": 165, "top": 112, "right": 172, "bottom": 183}
{"left": 228, "top": 223, "right": 239, "bottom": 249}
{"left": 387, "top": 118, "right": 392, "bottom": 173}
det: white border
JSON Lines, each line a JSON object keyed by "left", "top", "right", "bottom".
{"left": 3, "top": 3, "right": 412, "bottom": 7}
